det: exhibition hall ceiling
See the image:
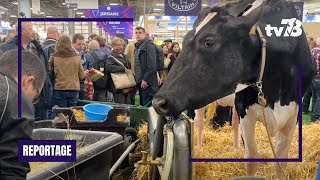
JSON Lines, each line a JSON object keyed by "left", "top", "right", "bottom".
{"left": 0, "top": 0, "right": 319, "bottom": 25}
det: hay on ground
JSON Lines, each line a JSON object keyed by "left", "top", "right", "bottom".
{"left": 135, "top": 121, "right": 320, "bottom": 180}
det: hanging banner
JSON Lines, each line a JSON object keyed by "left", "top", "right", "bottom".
{"left": 207, "top": 0, "right": 220, "bottom": 7}
{"left": 293, "top": 2, "right": 304, "bottom": 21}
{"left": 98, "top": 21, "right": 134, "bottom": 39}
{"left": 85, "top": 6, "right": 134, "bottom": 39}
{"left": 165, "top": 0, "right": 202, "bottom": 16}
{"left": 156, "top": 22, "right": 168, "bottom": 31}
{"left": 85, "top": 6, "right": 133, "bottom": 18}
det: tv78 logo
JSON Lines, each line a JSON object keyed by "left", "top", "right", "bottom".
{"left": 265, "top": 18, "right": 302, "bottom": 37}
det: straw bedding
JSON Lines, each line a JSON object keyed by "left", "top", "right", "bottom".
{"left": 136, "top": 121, "right": 320, "bottom": 180}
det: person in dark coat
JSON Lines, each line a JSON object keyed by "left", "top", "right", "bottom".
{"left": 42, "top": 26, "right": 60, "bottom": 119}
{"left": 0, "top": 22, "right": 51, "bottom": 121}
{"left": 106, "top": 37, "right": 133, "bottom": 104}
{"left": 42, "top": 26, "right": 59, "bottom": 60}
{"left": 134, "top": 27, "right": 159, "bottom": 106}
{"left": 84, "top": 40, "right": 108, "bottom": 101}
{"left": 0, "top": 50, "right": 46, "bottom": 179}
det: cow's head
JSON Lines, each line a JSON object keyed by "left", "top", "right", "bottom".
{"left": 153, "top": 2, "right": 266, "bottom": 116}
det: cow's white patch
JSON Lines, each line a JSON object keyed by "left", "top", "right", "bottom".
{"left": 235, "top": 83, "right": 248, "bottom": 93}
{"left": 242, "top": 0, "right": 265, "bottom": 17}
{"left": 217, "top": 94, "right": 235, "bottom": 107}
{"left": 263, "top": 101, "right": 298, "bottom": 134}
{"left": 215, "top": 84, "right": 247, "bottom": 107}
{"left": 195, "top": 12, "right": 217, "bottom": 35}
{"left": 244, "top": 101, "right": 298, "bottom": 137}
{"left": 241, "top": 100, "right": 298, "bottom": 177}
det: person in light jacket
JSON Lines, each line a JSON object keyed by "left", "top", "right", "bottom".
{"left": 105, "top": 37, "right": 133, "bottom": 104}
{"left": 49, "top": 36, "right": 86, "bottom": 107}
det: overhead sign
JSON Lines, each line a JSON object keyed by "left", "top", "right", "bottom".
{"left": 293, "top": 2, "right": 304, "bottom": 21}
{"left": 31, "top": 0, "right": 41, "bottom": 14}
{"left": 66, "top": 3, "right": 78, "bottom": 9}
{"left": 147, "top": 16, "right": 197, "bottom": 21}
{"left": 85, "top": 6, "right": 134, "bottom": 39}
{"left": 207, "top": 0, "right": 220, "bottom": 7}
{"left": 75, "top": 0, "right": 98, "bottom": 9}
{"left": 165, "top": 0, "right": 202, "bottom": 16}
{"left": 303, "top": 15, "right": 320, "bottom": 22}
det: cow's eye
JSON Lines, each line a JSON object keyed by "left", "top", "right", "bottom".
{"left": 204, "top": 39, "right": 214, "bottom": 47}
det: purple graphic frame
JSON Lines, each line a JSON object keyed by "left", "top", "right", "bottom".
{"left": 18, "top": 17, "right": 133, "bottom": 119}
{"left": 190, "top": 64, "right": 303, "bottom": 162}
{"left": 18, "top": 140, "right": 76, "bottom": 162}
{"left": 18, "top": 18, "right": 302, "bottom": 163}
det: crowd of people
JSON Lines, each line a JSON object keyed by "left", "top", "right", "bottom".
{"left": 304, "top": 37, "right": 320, "bottom": 122}
{"left": 0, "top": 23, "right": 183, "bottom": 179}
{"left": 0, "top": 21, "right": 319, "bottom": 179}
{"left": 0, "top": 23, "right": 182, "bottom": 121}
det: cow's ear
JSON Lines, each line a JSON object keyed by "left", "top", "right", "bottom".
{"left": 224, "top": 0, "right": 257, "bottom": 17}
{"left": 240, "top": 5, "right": 265, "bottom": 33}
{"left": 239, "top": 1, "right": 269, "bottom": 33}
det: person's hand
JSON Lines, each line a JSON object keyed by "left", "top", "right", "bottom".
{"left": 85, "top": 69, "right": 96, "bottom": 76}
{"left": 84, "top": 80, "right": 94, "bottom": 100}
{"left": 168, "top": 53, "right": 172, "bottom": 59}
{"left": 157, "top": 72, "right": 162, "bottom": 86}
{"left": 141, "top": 80, "right": 149, "bottom": 89}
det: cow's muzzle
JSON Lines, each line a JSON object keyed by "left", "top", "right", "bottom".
{"left": 152, "top": 96, "right": 170, "bottom": 116}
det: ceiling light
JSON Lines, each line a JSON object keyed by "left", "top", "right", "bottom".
{"left": 81, "top": 15, "right": 85, "bottom": 18}
{"left": 110, "top": 3, "right": 118, "bottom": 6}
{"left": 154, "top": 8, "right": 161, "bottom": 11}
{"left": 156, "top": 4, "right": 164, "bottom": 6}
{"left": 30, "top": 8, "right": 33, "bottom": 10}
{"left": 74, "top": 8, "right": 78, "bottom": 10}
{"left": 10, "top": 15, "right": 17, "bottom": 17}
{"left": 76, "top": 12, "right": 83, "bottom": 15}
{"left": 13, "top": 2, "right": 18, "bottom": 5}
{"left": 1, "top": 12, "right": 5, "bottom": 14}
{"left": 202, "top": 4, "right": 207, "bottom": 6}
{"left": 39, "top": 12, "right": 45, "bottom": 15}
{"left": 46, "top": 15, "right": 52, "bottom": 17}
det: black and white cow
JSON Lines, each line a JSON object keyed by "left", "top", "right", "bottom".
{"left": 153, "top": 0, "right": 316, "bottom": 179}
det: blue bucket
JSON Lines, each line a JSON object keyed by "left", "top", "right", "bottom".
{"left": 83, "top": 104, "right": 113, "bottom": 121}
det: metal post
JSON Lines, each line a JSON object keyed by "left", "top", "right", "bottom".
{"left": 88, "top": 22, "right": 92, "bottom": 36}
{"left": 185, "top": 16, "right": 188, "bottom": 35}
{"left": 173, "top": 119, "right": 191, "bottom": 180}
{"left": 143, "top": 0, "right": 146, "bottom": 16}
{"left": 68, "top": 9, "right": 75, "bottom": 37}
{"left": 99, "top": 27, "right": 102, "bottom": 36}
{"left": 176, "top": 21, "right": 179, "bottom": 42}
{"left": 100, "top": 0, "right": 107, "bottom": 6}
{"left": 18, "top": 0, "right": 31, "bottom": 18}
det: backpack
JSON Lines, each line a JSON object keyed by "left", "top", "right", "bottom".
{"left": 154, "top": 44, "right": 164, "bottom": 71}
{"left": 35, "top": 45, "right": 53, "bottom": 108}
{"left": 42, "top": 76, "right": 54, "bottom": 108}
{"left": 42, "top": 42, "right": 56, "bottom": 63}
{"left": 48, "top": 53, "right": 55, "bottom": 86}
{"left": 90, "top": 52, "right": 108, "bottom": 90}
